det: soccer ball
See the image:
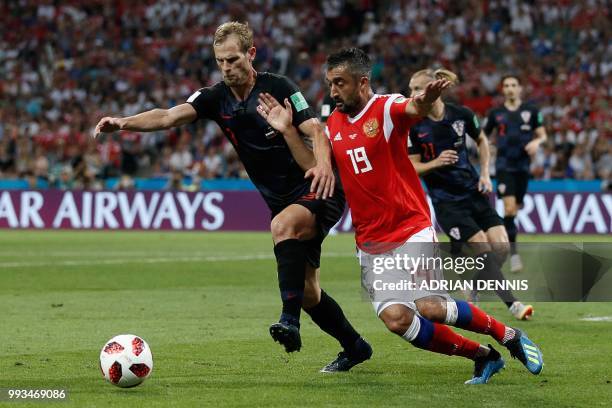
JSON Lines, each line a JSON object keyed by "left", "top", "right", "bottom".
{"left": 99, "top": 334, "right": 153, "bottom": 388}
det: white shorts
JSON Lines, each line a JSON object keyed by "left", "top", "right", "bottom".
{"left": 358, "top": 226, "right": 451, "bottom": 316}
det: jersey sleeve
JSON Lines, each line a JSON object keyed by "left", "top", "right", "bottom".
{"left": 532, "top": 106, "right": 544, "bottom": 128}
{"left": 483, "top": 109, "right": 496, "bottom": 136}
{"left": 273, "top": 76, "right": 316, "bottom": 128}
{"left": 383, "top": 94, "right": 419, "bottom": 141}
{"left": 408, "top": 126, "right": 421, "bottom": 155}
{"left": 464, "top": 108, "right": 482, "bottom": 141}
{"left": 186, "top": 87, "right": 220, "bottom": 120}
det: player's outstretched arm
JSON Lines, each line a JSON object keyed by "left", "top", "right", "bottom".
{"left": 93, "top": 104, "right": 197, "bottom": 138}
{"left": 476, "top": 131, "right": 493, "bottom": 193}
{"left": 256, "top": 93, "right": 316, "bottom": 172}
{"left": 405, "top": 79, "right": 452, "bottom": 116}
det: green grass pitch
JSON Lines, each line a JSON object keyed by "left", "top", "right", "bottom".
{"left": 1, "top": 231, "right": 611, "bottom": 407}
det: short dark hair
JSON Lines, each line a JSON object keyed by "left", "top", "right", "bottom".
{"left": 326, "top": 48, "right": 372, "bottom": 79}
{"left": 501, "top": 74, "right": 521, "bottom": 85}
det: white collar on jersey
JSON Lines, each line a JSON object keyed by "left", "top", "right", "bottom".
{"left": 347, "top": 94, "right": 379, "bottom": 124}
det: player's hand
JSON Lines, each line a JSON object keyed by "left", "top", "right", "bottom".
{"left": 257, "top": 93, "right": 292, "bottom": 134}
{"left": 524, "top": 139, "right": 540, "bottom": 156}
{"left": 413, "top": 79, "right": 452, "bottom": 106}
{"left": 305, "top": 162, "right": 335, "bottom": 200}
{"left": 433, "top": 150, "right": 458, "bottom": 168}
{"left": 478, "top": 174, "right": 493, "bottom": 193}
{"left": 94, "top": 117, "right": 123, "bottom": 138}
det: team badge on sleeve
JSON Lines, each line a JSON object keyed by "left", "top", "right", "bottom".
{"left": 363, "top": 118, "right": 379, "bottom": 137}
{"left": 290, "top": 92, "right": 309, "bottom": 112}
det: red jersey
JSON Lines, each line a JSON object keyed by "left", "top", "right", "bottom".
{"left": 325, "top": 94, "right": 431, "bottom": 253}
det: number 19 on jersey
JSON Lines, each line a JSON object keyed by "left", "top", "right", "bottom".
{"left": 346, "top": 147, "right": 372, "bottom": 174}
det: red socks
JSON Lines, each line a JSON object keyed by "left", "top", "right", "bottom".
{"left": 464, "top": 303, "right": 509, "bottom": 343}
{"left": 406, "top": 315, "right": 480, "bottom": 359}
{"left": 429, "top": 323, "right": 481, "bottom": 359}
{"left": 453, "top": 300, "right": 514, "bottom": 344}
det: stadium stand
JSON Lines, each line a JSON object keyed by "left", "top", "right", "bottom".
{"left": 0, "top": 0, "right": 609, "bottom": 190}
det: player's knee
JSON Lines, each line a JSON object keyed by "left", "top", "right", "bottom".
{"left": 383, "top": 316, "right": 412, "bottom": 336}
{"left": 415, "top": 298, "right": 446, "bottom": 322}
{"left": 492, "top": 243, "right": 510, "bottom": 263}
{"left": 380, "top": 306, "right": 414, "bottom": 335}
{"left": 270, "top": 216, "right": 298, "bottom": 242}
{"left": 467, "top": 231, "right": 491, "bottom": 254}
{"left": 467, "top": 231, "right": 488, "bottom": 244}
{"left": 504, "top": 203, "right": 517, "bottom": 216}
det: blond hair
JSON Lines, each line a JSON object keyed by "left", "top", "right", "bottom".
{"left": 214, "top": 22, "right": 253, "bottom": 53}
{"left": 411, "top": 68, "right": 459, "bottom": 85}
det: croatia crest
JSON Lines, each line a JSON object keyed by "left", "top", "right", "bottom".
{"left": 521, "top": 111, "right": 531, "bottom": 123}
{"left": 449, "top": 227, "right": 461, "bottom": 240}
{"left": 452, "top": 120, "right": 465, "bottom": 137}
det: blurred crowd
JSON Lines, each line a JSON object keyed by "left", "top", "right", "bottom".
{"left": 0, "top": 0, "right": 609, "bottom": 190}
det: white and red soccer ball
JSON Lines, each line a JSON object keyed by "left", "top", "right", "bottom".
{"left": 99, "top": 334, "right": 153, "bottom": 388}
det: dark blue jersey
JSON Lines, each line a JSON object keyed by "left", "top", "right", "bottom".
{"left": 187, "top": 72, "right": 316, "bottom": 213}
{"left": 408, "top": 103, "right": 482, "bottom": 204}
{"left": 483, "top": 103, "right": 543, "bottom": 172}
